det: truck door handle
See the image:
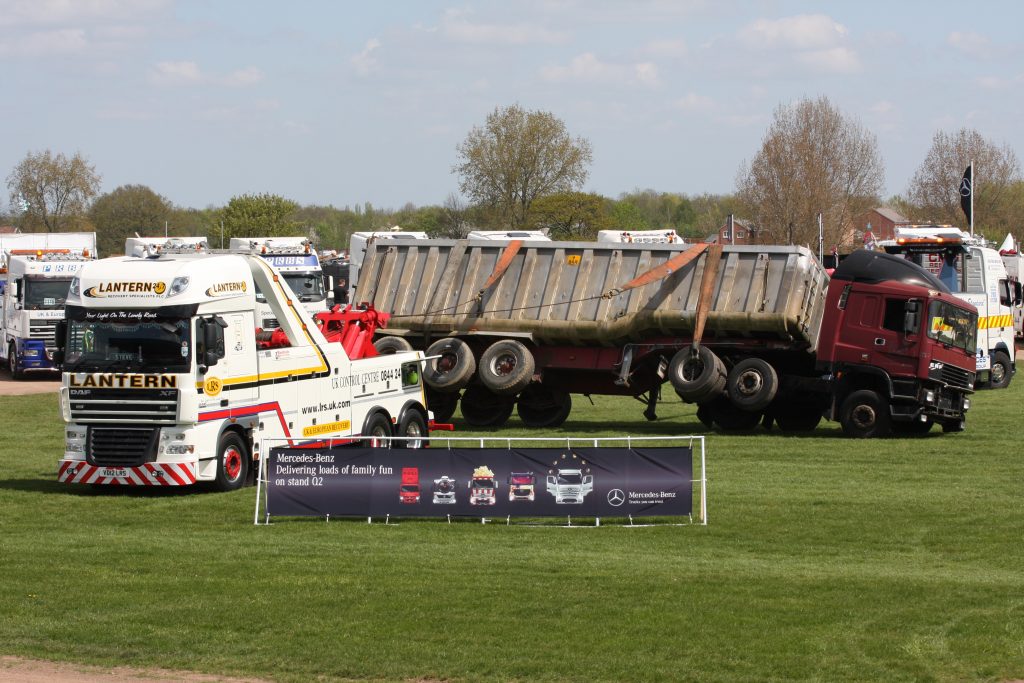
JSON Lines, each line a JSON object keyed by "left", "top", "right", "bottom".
{"left": 874, "top": 338, "right": 886, "bottom": 346}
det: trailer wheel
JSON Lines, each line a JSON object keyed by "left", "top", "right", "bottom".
{"left": 478, "top": 340, "right": 535, "bottom": 396}
{"left": 425, "top": 387, "right": 459, "bottom": 422}
{"left": 374, "top": 336, "right": 414, "bottom": 355}
{"left": 424, "top": 338, "right": 475, "bottom": 393}
{"left": 988, "top": 350, "right": 1012, "bottom": 389}
{"left": 839, "top": 390, "right": 891, "bottom": 438}
{"left": 361, "top": 412, "right": 393, "bottom": 447}
{"left": 460, "top": 384, "right": 514, "bottom": 427}
{"left": 669, "top": 346, "right": 726, "bottom": 402}
{"left": 7, "top": 343, "right": 23, "bottom": 380}
{"left": 726, "top": 358, "right": 778, "bottom": 412}
{"left": 214, "top": 431, "right": 249, "bottom": 492}
{"left": 517, "top": 384, "right": 572, "bottom": 428}
{"left": 396, "top": 410, "right": 428, "bottom": 448}
{"left": 706, "top": 396, "right": 762, "bottom": 432}
{"left": 774, "top": 404, "right": 823, "bottom": 432}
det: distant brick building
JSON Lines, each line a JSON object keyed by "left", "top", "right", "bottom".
{"left": 0, "top": 226, "right": 19, "bottom": 234}
{"left": 855, "top": 207, "right": 912, "bottom": 243}
{"left": 713, "top": 217, "right": 762, "bottom": 245}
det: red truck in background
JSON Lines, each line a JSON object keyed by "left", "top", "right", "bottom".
{"left": 400, "top": 467, "right": 420, "bottom": 504}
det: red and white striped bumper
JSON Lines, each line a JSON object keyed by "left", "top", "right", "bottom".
{"left": 58, "top": 460, "right": 197, "bottom": 486}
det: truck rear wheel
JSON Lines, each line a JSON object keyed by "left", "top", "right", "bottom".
{"left": 773, "top": 403, "right": 822, "bottom": 432}
{"left": 706, "top": 396, "right": 762, "bottom": 432}
{"left": 424, "top": 338, "right": 475, "bottom": 393}
{"left": 988, "top": 350, "right": 1012, "bottom": 389}
{"left": 214, "top": 432, "right": 249, "bottom": 492}
{"left": 361, "top": 412, "right": 393, "bottom": 447}
{"left": 726, "top": 358, "right": 778, "bottom": 411}
{"left": 478, "top": 340, "right": 535, "bottom": 395}
{"left": 374, "top": 336, "right": 414, "bottom": 355}
{"left": 839, "top": 390, "right": 891, "bottom": 438}
{"left": 460, "top": 384, "right": 514, "bottom": 427}
{"left": 7, "top": 343, "right": 23, "bottom": 380}
{"left": 425, "top": 387, "right": 459, "bottom": 422}
{"left": 396, "top": 410, "right": 428, "bottom": 448}
{"left": 517, "top": 384, "right": 572, "bottom": 428}
{"left": 669, "top": 346, "right": 726, "bottom": 402}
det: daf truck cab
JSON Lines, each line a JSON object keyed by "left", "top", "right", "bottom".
{"left": 56, "top": 247, "right": 429, "bottom": 491}
{"left": 230, "top": 237, "right": 327, "bottom": 329}
{"left": 882, "top": 225, "right": 1020, "bottom": 388}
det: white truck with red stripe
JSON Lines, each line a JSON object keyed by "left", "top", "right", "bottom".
{"left": 882, "top": 225, "right": 1021, "bottom": 389}
{"left": 56, "top": 249, "right": 429, "bottom": 490}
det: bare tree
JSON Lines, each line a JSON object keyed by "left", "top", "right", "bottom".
{"left": 455, "top": 104, "right": 593, "bottom": 226}
{"left": 6, "top": 150, "right": 101, "bottom": 232}
{"left": 905, "top": 128, "right": 1021, "bottom": 237}
{"left": 736, "top": 96, "right": 884, "bottom": 248}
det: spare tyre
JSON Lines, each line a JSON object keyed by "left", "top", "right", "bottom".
{"left": 424, "top": 338, "right": 475, "bottom": 393}
{"left": 373, "top": 336, "right": 414, "bottom": 355}
{"left": 669, "top": 345, "right": 726, "bottom": 403}
{"left": 478, "top": 340, "right": 536, "bottom": 396}
{"left": 726, "top": 358, "right": 778, "bottom": 412}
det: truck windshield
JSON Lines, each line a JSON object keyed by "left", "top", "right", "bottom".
{"left": 557, "top": 472, "right": 582, "bottom": 485}
{"left": 474, "top": 479, "right": 496, "bottom": 489}
{"left": 926, "top": 301, "right": 977, "bottom": 355}
{"left": 24, "top": 277, "right": 72, "bottom": 310}
{"left": 63, "top": 311, "right": 192, "bottom": 373}
{"left": 400, "top": 485, "right": 419, "bottom": 493}
{"left": 282, "top": 273, "right": 325, "bottom": 303}
{"left": 511, "top": 475, "right": 533, "bottom": 485}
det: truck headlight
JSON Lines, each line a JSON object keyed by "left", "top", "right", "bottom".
{"left": 22, "top": 349, "right": 40, "bottom": 358}
{"left": 69, "top": 277, "right": 80, "bottom": 296}
{"left": 66, "top": 442, "right": 85, "bottom": 453}
{"left": 924, "top": 390, "right": 935, "bottom": 404}
{"left": 167, "top": 276, "right": 190, "bottom": 297}
{"left": 963, "top": 398, "right": 970, "bottom": 410}
{"left": 165, "top": 444, "right": 195, "bottom": 455}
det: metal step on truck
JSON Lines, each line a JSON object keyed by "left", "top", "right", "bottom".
{"left": 55, "top": 241, "right": 430, "bottom": 490}
{"left": 357, "top": 236, "right": 978, "bottom": 437}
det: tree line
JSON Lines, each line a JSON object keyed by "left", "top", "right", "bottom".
{"left": 5, "top": 97, "right": 1023, "bottom": 257}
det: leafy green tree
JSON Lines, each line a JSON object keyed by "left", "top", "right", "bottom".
{"left": 527, "top": 192, "right": 612, "bottom": 239}
{"left": 610, "top": 200, "right": 651, "bottom": 231}
{"left": 455, "top": 104, "right": 593, "bottom": 226}
{"left": 89, "top": 185, "right": 172, "bottom": 256}
{"left": 6, "top": 150, "right": 101, "bottom": 232}
{"left": 219, "top": 193, "right": 301, "bottom": 241}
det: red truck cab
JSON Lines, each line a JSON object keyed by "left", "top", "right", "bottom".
{"left": 399, "top": 467, "right": 420, "bottom": 504}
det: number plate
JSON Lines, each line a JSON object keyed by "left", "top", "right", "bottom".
{"left": 100, "top": 467, "right": 129, "bottom": 478}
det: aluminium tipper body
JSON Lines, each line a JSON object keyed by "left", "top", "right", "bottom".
{"left": 357, "top": 239, "right": 830, "bottom": 352}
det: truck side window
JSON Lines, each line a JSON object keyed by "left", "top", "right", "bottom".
{"left": 882, "top": 299, "right": 906, "bottom": 332}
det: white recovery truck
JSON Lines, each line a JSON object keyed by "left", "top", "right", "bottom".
{"left": 882, "top": 225, "right": 1020, "bottom": 388}
{"left": 2, "top": 247, "right": 95, "bottom": 378}
{"left": 56, "top": 245, "right": 430, "bottom": 490}
{"left": 229, "top": 237, "right": 327, "bottom": 328}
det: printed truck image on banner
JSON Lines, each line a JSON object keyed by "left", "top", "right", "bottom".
{"left": 265, "top": 447, "right": 692, "bottom": 518}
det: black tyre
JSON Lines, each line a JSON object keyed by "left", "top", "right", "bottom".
{"left": 774, "top": 403, "right": 823, "bottom": 432}
{"left": 892, "top": 417, "right": 933, "bottom": 436}
{"left": 374, "top": 336, "right": 414, "bottom": 355}
{"left": 7, "top": 343, "right": 23, "bottom": 380}
{"left": 396, "top": 410, "right": 428, "bottom": 448}
{"left": 425, "top": 387, "right": 459, "bottom": 422}
{"left": 460, "top": 384, "right": 514, "bottom": 427}
{"left": 213, "top": 431, "right": 249, "bottom": 492}
{"left": 361, "top": 412, "right": 393, "bottom": 447}
{"left": 517, "top": 384, "right": 572, "bottom": 428}
{"left": 669, "top": 346, "right": 726, "bottom": 402}
{"left": 478, "top": 340, "right": 535, "bottom": 396}
{"left": 706, "top": 396, "right": 762, "bottom": 432}
{"left": 988, "top": 350, "right": 1012, "bottom": 389}
{"left": 424, "top": 338, "right": 476, "bottom": 393}
{"left": 839, "top": 389, "right": 891, "bottom": 438}
{"left": 726, "top": 358, "right": 778, "bottom": 412}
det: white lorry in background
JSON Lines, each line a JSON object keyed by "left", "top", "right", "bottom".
{"left": 998, "top": 233, "right": 1024, "bottom": 338}
{"left": 125, "top": 236, "right": 209, "bottom": 257}
{"left": 466, "top": 230, "right": 551, "bottom": 242}
{"left": 596, "top": 229, "right": 684, "bottom": 244}
{"left": 348, "top": 231, "right": 428, "bottom": 304}
{"left": 230, "top": 237, "right": 326, "bottom": 328}
{"left": 882, "top": 225, "right": 1021, "bottom": 388}
{"left": 2, "top": 247, "right": 95, "bottom": 378}
{"left": 546, "top": 469, "right": 594, "bottom": 504}
{"left": 55, "top": 242, "right": 429, "bottom": 491}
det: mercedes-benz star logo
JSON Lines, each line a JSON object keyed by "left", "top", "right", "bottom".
{"left": 607, "top": 489, "right": 625, "bottom": 507}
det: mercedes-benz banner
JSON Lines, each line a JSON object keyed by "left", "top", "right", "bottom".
{"left": 266, "top": 447, "right": 692, "bottom": 518}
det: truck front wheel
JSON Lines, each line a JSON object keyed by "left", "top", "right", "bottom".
{"left": 839, "top": 390, "right": 891, "bottom": 438}
{"left": 7, "top": 343, "right": 23, "bottom": 380}
{"left": 988, "top": 350, "right": 1012, "bottom": 389}
{"left": 214, "top": 432, "right": 249, "bottom": 492}
{"left": 396, "top": 410, "right": 428, "bottom": 448}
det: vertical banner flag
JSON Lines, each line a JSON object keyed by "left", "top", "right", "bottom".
{"left": 959, "top": 164, "right": 973, "bottom": 227}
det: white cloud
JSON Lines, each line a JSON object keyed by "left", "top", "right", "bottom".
{"left": 540, "top": 53, "right": 660, "bottom": 87}
{"left": 0, "top": 0, "right": 168, "bottom": 27}
{"left": 223, "top": 66, "right": 264, "bottom": 87}
{"left": 441, "top": 8, "right": 568, "bottom": 45}
{"left": 351, "top": 38, "right": 380, "bottom": 77}
{"left": 977, "top": 75, "right": 1004, "bottom": 89}
{"left": 673, "top": 92, "right": 714, "bottom": 112}
{"left": 947, "top": 31, "right": 992, "bottom": 59}
{"left": 738, "top": 14, "right": 847, "bottom": 49}
{"left": 0, "top": 28, "right": 88, "bottom": 56}
{"left": 795, "top": 47, "right": 860, "bottom": 74}
{"left": 150, "top": 60, "right": 203, "bottom": 85}
{"left": 645, "top": 39, "right": 688, "bottom": 58}
{"left": 869, "top": 100, "right": 895, "bottom": 114}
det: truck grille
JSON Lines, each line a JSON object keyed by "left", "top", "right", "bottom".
{"left": 29, "top": 321, "right": 57, "bottom": 347}
{"left": 87, "top": 426, "right": 159, "bottom": 467}
{"left": 68, "top": 388, "right": 179, "bottom": 424}
{"left": 934, "top": 364, "right": 974, "bottom": 391}
{"left": 262, "top": 318, "right": 280, "bottom": 329}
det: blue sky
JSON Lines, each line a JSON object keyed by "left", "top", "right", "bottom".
{"left": 2, "top": 0, "right": 1021, "bottom": 211}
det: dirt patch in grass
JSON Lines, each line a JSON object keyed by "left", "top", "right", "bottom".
{"left": 0, "top": 657, "right": 276, "bottom": 682}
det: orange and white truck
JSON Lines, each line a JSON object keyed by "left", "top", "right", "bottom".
{"left": 468, "top": 465, "right": 497, "bottom": 506}
{"left": 56, "top": 244, "right": 429, "bottom": 491}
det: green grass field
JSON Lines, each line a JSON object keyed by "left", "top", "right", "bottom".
{"left": 1, "top": 383, "right": 1022, "bottom": 682}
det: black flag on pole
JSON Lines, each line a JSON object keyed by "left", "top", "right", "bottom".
{"left": 959, "top": 164, "right": 973, "bottom": 227}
